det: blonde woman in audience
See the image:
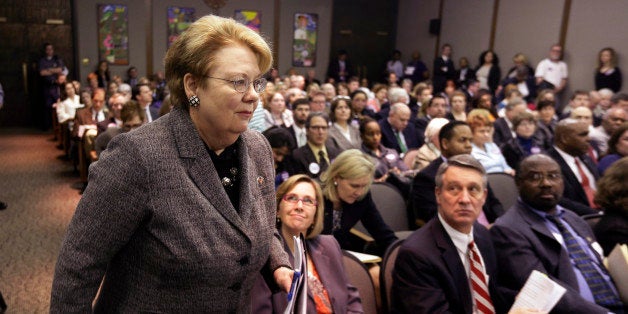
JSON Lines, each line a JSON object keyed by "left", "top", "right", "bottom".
{"left": 445, "top": 90, "right": 468, "bottom": 121}
{"left": 468, "top": 108, "right": 515, "bottom": 175}
{"left": 412, "top": 117, "right": 449, "bottom": 171}
{"left": 327, "top": 96, "right": 361, "bottom": 152}
{"left": 251, "top": 174, "right": 363, "bottom": 313}
{"left": 263, "top": 91, "right": 293, "bottom": 131}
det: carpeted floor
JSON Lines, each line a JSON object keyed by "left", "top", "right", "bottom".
{"left": 0, "top": 129, "right": 82, "bottom": 313}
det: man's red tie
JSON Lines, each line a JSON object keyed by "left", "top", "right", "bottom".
{"left": 468, "top": 241, "right": 495, "bottom": 314}
{"left": 575, "top": 158, "right": 596, "bottom": 208}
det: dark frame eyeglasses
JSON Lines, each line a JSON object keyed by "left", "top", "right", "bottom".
{"left": 205, "top": 76, "right": 267, "bottom": 93}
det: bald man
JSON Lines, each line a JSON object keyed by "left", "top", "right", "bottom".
{"left": 379, "top": 102, "right": 420, "bottom": 155}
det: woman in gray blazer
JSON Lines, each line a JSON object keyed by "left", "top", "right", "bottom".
{"left": 50, "top": 15, "right": 292, "bottom": 313}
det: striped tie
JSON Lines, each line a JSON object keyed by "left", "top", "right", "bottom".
{"left": 546, "top": 214, "right": 623, "bottom": 310}
{"left": 468, "top": 241, "right": 495, "bottom": 314}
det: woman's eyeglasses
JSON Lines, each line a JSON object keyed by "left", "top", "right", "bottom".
{"left": 206, "top": 76, "right": 267, "bottom": 93}
{"left": 282, "top": 193, "right": 317, "bottom": 207}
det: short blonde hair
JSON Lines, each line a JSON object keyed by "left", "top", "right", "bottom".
{"left": 321, "top": 149, "right": 375, "bottom": 203}
{"left": 467, "top": 108, "right": 495, "bottom": 131}
{"left": 165, "top": 15, "right": 273, "bottom": 111}
{"left": 276, "top": 175, "right": 324, "bottom": 239}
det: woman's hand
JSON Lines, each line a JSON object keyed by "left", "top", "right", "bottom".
{"left": 273, "top": 266, "right": 294, "bottom": 293}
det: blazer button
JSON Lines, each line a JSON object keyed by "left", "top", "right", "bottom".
{"left": 237, "top": 255, "right": 249, "bottom": 265}
{"left": 229, "top": 282, "right": 242, "bottom": 291}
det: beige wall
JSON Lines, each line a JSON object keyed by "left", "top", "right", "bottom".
{"left": 396, "top": 0, "right": 628, "bottom": 98}
{"left": 74, "top": 0, "right": 331, "bottom": 84}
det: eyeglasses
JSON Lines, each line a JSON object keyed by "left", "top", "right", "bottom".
{"left": 523, "top": 172, "right": 562, "bottom": 183}
{"left": 282, "top": 193, "right": 317, "bottom": 207}
{"left": 206, "top": 76, "right": 267, "bottom": 93}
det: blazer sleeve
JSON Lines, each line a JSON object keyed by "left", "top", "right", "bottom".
{"left": 391, "top": 245, "right": 454, "bottom": 313}
{"left": 360, "top": 194, "right": 398, "bottom": 252}
{"left": 319, "top": 236, "right": 364, "bottom": 313}
{"left": 410, "top": 171, "right": 438, "bottom": 223}
{"left": 51, "top": 133, "right": 150, "bottom": 312}
{"left": 490, "top": 222, "right": 608, "bottom": 314}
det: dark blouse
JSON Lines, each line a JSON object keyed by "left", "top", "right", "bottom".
{"left": 207, "top": 138, "right": 240, "bottom": 211}
{"left": 595, "top": 67, "right": 622, "bottom": 93}
{"left": 322, "top": 193, "right": 397, "bottom": 256}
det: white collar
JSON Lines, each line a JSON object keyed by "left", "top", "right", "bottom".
{"left": 438, "top": 213, "right": 473, "bottom": 255}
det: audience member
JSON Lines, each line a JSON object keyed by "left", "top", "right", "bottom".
{"left": 125, "top": 66, "right": 139, "bottom": 88}
{"left": 327, "top": 96, "right": 361, "bottom": 152}
{"left": 96, "top": 92, "right": 125, "bottom": 134}
{"left": 589, "top": 107, "right": 627, "bottom": 154}
{"left": 412, "top": 118, "right": 450, "bottom": 171}
{"left": 547, "top": 119, "right": 599, "bottom": 215}
{"left": 445, "top": 91, "right": 468, "bottom": 122}
{"left": 94, "top": 101, "right": 145, "bottom": 157}
{"left": 94, "top": 60, "right": 110, "bottom": 88}
{"left": 117, "top": 83, "right": 132, "bottom": 102}
{"left": 251, "top": 174, "right": 363, "bottom": 313}
{"left": 415, "top": 95, "right": 448, "bottom": 147}
{"left": 595, "top": 47, "right": 622, "bottom": 93}
{"left": 132, "top": 83, "right": 159, "bottom": 122}
{"left": 455, "top": 56, "right": 476, "bottom": 89}
{"left": 320, "top": 149, "right": 398, "bottom": 255}
{"left": 72, "top": 88, "right": 107, "bottom": 161}
{"left": 393, "top": 155, "right": 507, "bottom": 313}
{"left": 611, "top": 92, "right": 628, "bottom": 110}
{"left": 326, "top": 49, "right": 352, "bottom": 83}
{"left": 493, "top": 98, "right": 528, "bottom": 147}
{"left": 433, "top": 43, "right": 455, "bottom": 94}
{"left": 56, "top": 81, "right": 83, "bottom": 128}
{"left": 535, "top": 99, "right": 558, "bottom": 149}
{"left": 386, "top": 49, "right": 404, "bottom": 79}
{"left": 262, "top": 126, "right": 298, "bottom": 188}
{"left": 379, "top": 102, "right": 420, "bottom": 156}
{"left": 500, "top": 65, "right": 536, "bottom": 104}
{"left": 263, "top": 92, "right": 293, "bottom": 130}
{"left": 39, "top": 42, "right": 67, "bottom": 131}
{"left": 347, "top": 76, "right": 361, "bottom": 94}
{"left": 405, "top": 50, "right": 429, "bottom": 85}
{"left": 320, "top": 82, "right": 336, "bottom": 103}
{"left": 593, "top": 157, "right": 628, "bottom": 255}
{"left": 309, "top": 90, "right": 327, "bottom": 113}
{"left": 468, "top": 109, "right": 515, "bottom": 175}
{"left": 561, "top": 90, "right": 591, "bottom": 117}
{"left": 501, "top": 111, "right": 546, "bottom": 170}
{"left": 291, "top": 112, "right": 340, "bottom": 178}
{"left": 535, "top": 44, "right": 568, "bottom": 112}
{"left": 475, "top": 50, "right": 501, "bottom": 94}
{"left": 349, "top": 89, "right": 375, "bottom": 122}
{"left": 491, "top": 154, "right": 623, "bottom": 313}
{"left": 410, "top": 121, "right": 504, "bottom": 227}
{"left": 379, "top": 86, "right": 415, "bottom": 122}
{"left": 284, "top": 98, "right": 310, "bottom": 148}
{"left": 368, "top": 83, "right": 387, "bottom": 113}
{"left": 597, "top": 122, "right": 628, "bottom": 175}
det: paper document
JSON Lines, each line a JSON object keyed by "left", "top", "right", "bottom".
{"left": 510, "top": 270, "right": 566, "bottom": 312}
{"left": 284, "top": 234, "right": 308, "bottom": 314}
{"left": 346, "top": 250, "right": 382, "bottom": 263}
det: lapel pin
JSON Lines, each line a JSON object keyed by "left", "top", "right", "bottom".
{"left": 257, "top": 176, "right": 264, "bottom": 185}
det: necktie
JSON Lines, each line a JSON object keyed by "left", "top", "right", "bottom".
{"left": 574, "top": 158, "right": 596, "bottom": 208}
{"left": 318, "top": 150, "right": 328, "bottom": 170}
{"left": 468, "top": 241, "right": 495, "bottom": 314}
{"left": 395, "top": 131, "right": 408, "bottom": 153}
{"left": 587, "top": 147, "right": 598, "bottom": 165}
{"left": 546, "top": 214, "right": 622, "bottom": 309}
{"left": 298, "top": 130, "right": 307, "bottom": 147}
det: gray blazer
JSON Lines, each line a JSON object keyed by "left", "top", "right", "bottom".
{"left": 327, "top": 123, "right": 361, "bottom": 152}
{"left": 51, "top": 108, "right": 289, "bottom": 313}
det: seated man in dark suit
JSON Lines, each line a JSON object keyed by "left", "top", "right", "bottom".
{"left": 410, "top": 121, "right": 504, "bottom": 227}
{"left": 290, "top": 112, "right": 340, "bottom": 178}
{"left": 392, "top": 154, "right": 507, "bottom": 313}
{"left": 379, "top": 102, "right": 420, "bottom": 156}
{"left": 493, "top": 98, "right": 527, "bottom": 147}
{"left": 547, "top": 119, "right": 599, "bottom": 216}
{"left": 491, "top": 154, "right": 623, "bottom": 313}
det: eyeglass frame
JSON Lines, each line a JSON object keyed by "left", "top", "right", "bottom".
{"left": 282, "top": 193, "right": 318, "bottom": 207}
{"left": 522, "top": 172, "right": 562, "bottom": 184}
{"left": 205, "top": 76, "right": 267, "bottom": 94}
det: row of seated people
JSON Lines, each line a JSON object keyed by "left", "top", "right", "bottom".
{"left": 245, "top": 149, "right": 627, "bottom": 313}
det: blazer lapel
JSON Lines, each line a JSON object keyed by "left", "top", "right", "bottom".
{"left": 433, "top": 220, "right": 473, "bottom": 313}
{"left": 170, "top": 109, "right": 246, "bottom": 233}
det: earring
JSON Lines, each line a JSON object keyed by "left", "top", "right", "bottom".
{"left": 189, "top": 95, "right": 200, "bottom": 107}
{"left": 276, "top": 217, "right": 281, "bottom": 224}
{"left": 334, "top": 181, "right": 338, "bottom": 186}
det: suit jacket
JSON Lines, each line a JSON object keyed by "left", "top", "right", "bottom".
{"left": 490, "top": 201, "right": 610, "bottom": 313}
{"left": 409, "top": 157, "right": 504, "bottom": 226}
{"left": 327, "top": 124, "right": 361, "bottom": 152}
{"left": 379, "top": 118, "right": 421, "bottom": 155}
{"left": 547, "top": 148, "right": 599, "bottom": 216}
{"left": 326, "top": 58, "right": 353, "bottom": 83}
{"left": 72, "top": 107, "right": 105, "bottom": 139}
{"left": 291, "top": 143, "right": 340, "bottom": 178}
{"left": 492, "top": 117, "right": 513, "bottom": 147}
{"left": 251, "top": 235, "right": 363, "bottom": 313}
{"left": 433, "top": 57, "right": 455, "bottom": 94}
{"left": 392, "top": 219, "right": 506, "bottom": 313}
{"left": 51, "top": 108, "right": 289, "bottom": 313}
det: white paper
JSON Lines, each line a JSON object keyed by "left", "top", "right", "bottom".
{"left": 510, "top": 270, "right": 566, "bottom": 312}
{"left": 345, "top": 250, "right": 382, "bottom": 264}
{"left": 284, "top": 235, "right": 308, "bottom": 314}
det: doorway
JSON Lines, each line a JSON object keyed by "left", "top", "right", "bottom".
{"left": 0, "top": 1, "right": 74, "bottom": 129}
{"left": 329, "top": 0, "right": 399, "bottom": 86}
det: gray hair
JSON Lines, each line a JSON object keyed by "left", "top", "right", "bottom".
{"left": 435, "top": 154, "right": 487, "bottom": 188}
{"left": 388, "top": 87, "right": 409, "bottom": 104}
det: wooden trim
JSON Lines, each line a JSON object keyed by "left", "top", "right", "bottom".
{"left": 145, "top": 0, "right": 153, "bottom": 76}
{"left": 489, "top": 0, "right": 500, "bottom": 50}
{"left": 434, "top": 0, "right": 445, "bottom": 60}
{"left": 273, "top": 0, "right": 280, "bottom": 69}
{"left": 559, "top": 0, "right": 572, "bottom": 48}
